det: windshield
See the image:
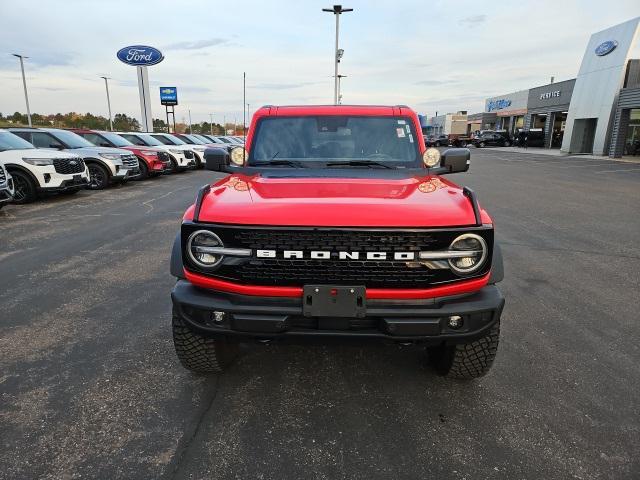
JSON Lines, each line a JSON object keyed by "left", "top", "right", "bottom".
{"left": 0, "top": 131, "right": 35, "bottom": 151}
{"left": 250, "top": 116, "right": 420, "bottom": 165}
{"left": 134, "top": 134, "right": 164, "bottom": 146}
{"left": 100, "top": 132, "right": 133, "bottom": 147}
{"left": 159, "top": 134, "right": 186, "bottom": 145}
{"left": 192, "top": 135, "right": 211, "bottom": 144}
{"left": 49, "top": 130, "right": 95, "bottom": 148}
{"left": 183, "top": 134, "right": 205, "bottom": 144}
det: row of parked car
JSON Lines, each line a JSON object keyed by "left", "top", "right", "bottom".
{"left": 0, "top": 128, "right": 243, "bottom": 208}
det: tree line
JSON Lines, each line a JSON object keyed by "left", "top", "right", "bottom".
{"left": 0, "top": 112, "right": 242, "bottom": 135}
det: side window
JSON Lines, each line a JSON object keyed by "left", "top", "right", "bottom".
{"left": 32, "top": 132, "right": 63, "bottom": 149}
{"left": 12, "top": 132, "right": 33, "bottom": 144}
{"left": 123, "top": 135, "right": 144, "bottom": 146}
{"left": 82, "top": 133, "right": 104, "bottom": 146}
{"left": 152, "top": 135, "right": 172, "bottom": 145}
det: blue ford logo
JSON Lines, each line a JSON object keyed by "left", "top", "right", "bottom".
{"left": 116, "top": 45, "right": 164, "bottom": 66}
{"left": 595, "top": 40, "right": 618, "bottom": 56}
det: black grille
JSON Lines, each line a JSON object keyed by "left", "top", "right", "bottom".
{"left": 183, "top": 150, "right": 194, "bottom": 159}
{"left": 0, "top": 166, "right": 6, "bottom": 183}
{"left": 53, "top": 158, "right": 85, "bottom": 175}
{"left": 122, "top": 155, "right": 139, "bottom": 169}
{"left": 157, "top": 151, "right": 170, "bottom": 162}
{"left": 183, "top": 225, "right": 493, "bottom": 289}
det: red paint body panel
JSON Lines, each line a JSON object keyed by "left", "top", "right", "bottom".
{"left": 184, "top": 269, "right": 490, "bottom": 300}
{"left": 195, "top": 173, "right": 490, "bottom": 227}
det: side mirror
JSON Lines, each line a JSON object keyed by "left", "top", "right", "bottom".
{"left": 204, "top": 147, "right": 229, "bottom": 172}
{"left": 441, "top": 148, "right": 470, "bottom": 173}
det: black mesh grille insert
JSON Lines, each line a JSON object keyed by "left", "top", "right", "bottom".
{"left": 53, "top": 158, "right": 85, "bottom": 174}
{"left": 182, "top": 224, "right": 493, "bottom": 289}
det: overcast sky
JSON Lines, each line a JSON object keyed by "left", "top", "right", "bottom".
{"left": 1, "top": 0, "right": 639, "bottom": 126}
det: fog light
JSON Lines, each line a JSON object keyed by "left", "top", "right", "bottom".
{"left": 212, "top": 311, "right": 226, "bottom": 323}
{"left": 448, "top": 315, "right": 463, "bottom": 329}
{"left": 44, "top": 173, "right": 51, "bottom": 183}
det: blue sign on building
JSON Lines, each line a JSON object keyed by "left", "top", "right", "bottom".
{"left": 116, "top": 45, "right": 164, "bottom": 66}
{"left": 487, "top": 99, "right": 512, "bottom": 112}
{"left": 594, "top": 40, "right": 618, "bottom": 56}
{"left": 160, "top": 87, "right": 178, "bottom": 106}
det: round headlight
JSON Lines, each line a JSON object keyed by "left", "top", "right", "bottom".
{"left": 187, "top": 230, "right": 224, "bottom": 268}
{"left": 230, "top": 147, "right": 248, "bottom": 166}
{"left": 423, "top": 148, "right": 441, "bottom": 168}
{"left": 448, "top": 233, "right": 487, "bottom": 275}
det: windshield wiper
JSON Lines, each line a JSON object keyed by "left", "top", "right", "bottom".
{"left": 251, "top": 159, "right": 306, "bottom": 168}
{"left": 326, "top": 160, "right": 393, "bottom": 169}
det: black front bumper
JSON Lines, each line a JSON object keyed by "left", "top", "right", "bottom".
{"left": 39, "top": 177, "right": 89, "bottom": 192}
{"left": 171, "top": 281, "right": 504, "bottom": 345}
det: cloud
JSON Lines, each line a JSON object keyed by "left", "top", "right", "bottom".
{"left": 0, "top": 51, "right": 74, "bottom": 69}
{"left": 162, "top": 38, "right": 229, "bottom": 51}
{"left": 250, "top": 81, "right": 321, "bottom": 90}
{"left": 415, "top": 79, "right": 449, "bottom": 86}
{"left": 459, "top": 14, "right": 487, "bottom": 27}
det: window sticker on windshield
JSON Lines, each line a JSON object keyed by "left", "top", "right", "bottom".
{"left": 397, "top": 120, "right": 406, "bottom": 125}
{"left": 409, "top": 134, "right": 414, "bottom": 143}
{"left": 396, "top": 128, "right": 406, "bottom": 138}
{"left": 405, "top": 125, "right": 411, "bottom": 133}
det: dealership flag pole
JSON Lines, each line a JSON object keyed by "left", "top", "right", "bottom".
{"left": 12, "top": 54, "right": 32, "bottom": 127}
{"left": 100, "top": 76, "right": 113, "bottom": 131}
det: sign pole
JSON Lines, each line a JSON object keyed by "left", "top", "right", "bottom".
{"left": 137, "top": 66, "right": 153, "bottom": 132}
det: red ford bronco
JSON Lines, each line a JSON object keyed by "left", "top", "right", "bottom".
{"left": 170, "top": 105, "right": 504, "bottom": 379}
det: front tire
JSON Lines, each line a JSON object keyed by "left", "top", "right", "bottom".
{"left": 427, "top": 321, "right": 500, "bottom": 379}
{"left": 10, "top": 170, "right": 37, "bottom": 204}
{"left": 172, "top": 309, "right": 238, "bottom": 373}
{"left": 87, "top": 163, "right": 109, "bottom": 190}
{"left": 137, "top": 160, "right": 149, "bottom": 180}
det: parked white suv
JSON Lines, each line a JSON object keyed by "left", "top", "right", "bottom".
{"left": 117, "top": 132, "right": 194, "bottom": 172}
{"left": 0, "top": 163, "right": 15, "bottom": 209}
{"left": 9, "top": 128, "right": 140, "bottom": 190}
{"left": 0, "top": 130, "right": 89, "bottom": 203}
{"left": 149, "top": 133, "right": 203, "bottom": 169}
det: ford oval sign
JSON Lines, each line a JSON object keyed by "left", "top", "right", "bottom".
{"left": 117, "top": 45, "right": 164, "bottom": 66}
{"left": 595, "top": 40, "right": 618, "bottom": 56}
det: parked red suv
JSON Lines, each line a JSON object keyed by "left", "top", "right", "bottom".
{"left": 70, "top": 129, "right": 171, "bottom": 178}
{"left": 170, "top": 105, "right": 504, "bottom": 379}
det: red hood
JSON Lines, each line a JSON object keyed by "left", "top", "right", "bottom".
{"left": 186, "top": 173, "right": 490, "bottom": 227}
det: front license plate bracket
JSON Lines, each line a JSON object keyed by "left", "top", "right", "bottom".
{"left": 303, "top": 285, "right": 366, "bottom": 318}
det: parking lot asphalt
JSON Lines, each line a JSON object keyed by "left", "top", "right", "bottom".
{"left": 1, "top": 150, "right": 639, "bottom": 480}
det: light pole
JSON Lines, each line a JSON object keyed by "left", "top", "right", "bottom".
{"left": 12, "top": 54, "right": 32, "bottom": 127}
{"left": 247, "top": 103, "right": 250, "bottom": 125}
{"left": 188, "top": 109, "right": 193, "bottom": 134}
{"left": 337, "top": 74, "right": 347, "bottom": 104}
{"left": 322, "top": 5, "right": 353, "bottom": 105}
{"left": 99, "top": 76, "right": 113, "bottom": 131}
{"left": 209, "top": 113, "right": 214, "bottom": 135}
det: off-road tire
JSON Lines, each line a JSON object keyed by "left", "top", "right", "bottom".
{"left": 172, "top": 309, "right": 238, "bottom": 373}
{"left": 428, "top": 321, "right": 500, "bottom": 379}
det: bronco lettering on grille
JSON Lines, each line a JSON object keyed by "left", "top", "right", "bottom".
{"left": 256, "top": 250, "right": 417, "bottom": 261}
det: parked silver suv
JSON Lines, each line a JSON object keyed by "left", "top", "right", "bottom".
{"left": 9, "top": 128, "right": 140, "bottom": 190}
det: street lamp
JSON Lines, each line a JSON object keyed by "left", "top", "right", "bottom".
{"left": 12, "top": 54, "right": 32, "bottom": 127}
{"left": 209, "top": 113, "right": 214, "bottom": 135}
{"left": 322, "top": 5, "right": 353, "bottom": 105}
{"left": 337, "top": 74, "right": 347, "bottom": 104}
{"left": 99, "top": 76, "right": 113, "bottom": 131}
{"left": 188, "top": 109, "right": 193, "bottom": 134}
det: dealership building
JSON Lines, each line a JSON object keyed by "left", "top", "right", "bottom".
{"left": 433, "top": 17, "right": 640, "bottom": 157}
